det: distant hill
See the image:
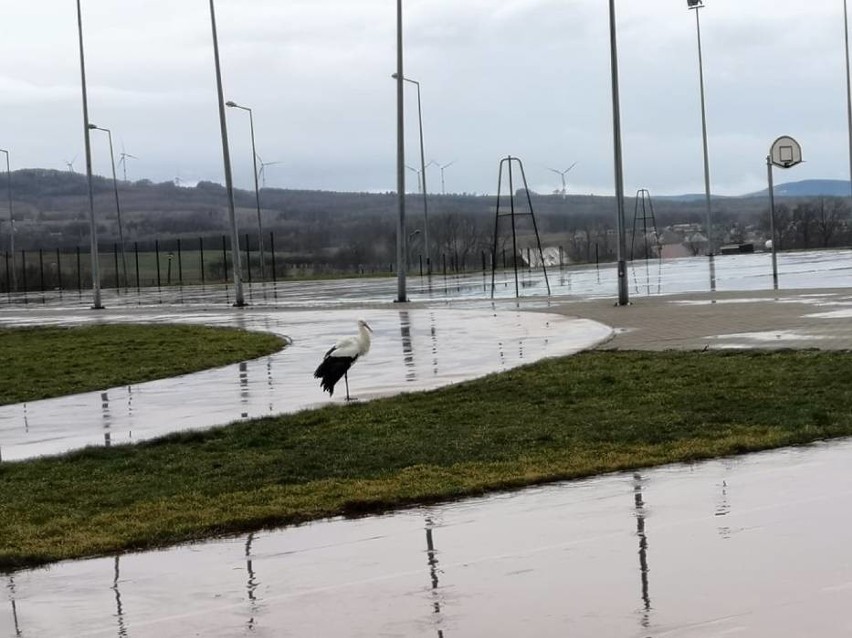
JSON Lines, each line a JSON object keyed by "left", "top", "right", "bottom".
{"left": 745, "top": 179, "right": 852, "bottom": 198}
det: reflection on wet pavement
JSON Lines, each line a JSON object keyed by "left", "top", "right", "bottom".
{"left": 7, "top": 440, "right": 852, "bottom": 636}
{"left": 0, "top": 309, "right": 610, "bottom": 461}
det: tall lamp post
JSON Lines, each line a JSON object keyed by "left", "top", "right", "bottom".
{"left": 76, "top": 0, "right": 102, "bottom": 309}
{"left": 393, "top": 73, "right": 430, "bottom": 275}
{"left": 844, "top": 0, "right": 852, "bottom": 200}
{"left": 226, "top": 100, "right": 266, "bottom": 281}
{"left": 88, "top": 124, "right": 129, "bottom": 290}
{"left": 608, "top": 0, "right": 629, "bottom": 306}
{"left": 0, "top": 149, "right": 15, "bottom": 292}
{"left": 688, "top": 0, "right": 716, "bottom": 291}
{"left": 395, "top": 0, "right": 407, "bottom": 301}
{"left": 208, "top": 0, "right": 245, "bottom": 306}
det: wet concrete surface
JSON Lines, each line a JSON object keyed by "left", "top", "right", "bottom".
{"left": 6, "top": 248, "right": 852, "bottom": 309}
{"left": 0, "top": 308, "right": 610, "bottom": 461}
{"left": 5, "top": 439, "right": 852, "bottom": 637}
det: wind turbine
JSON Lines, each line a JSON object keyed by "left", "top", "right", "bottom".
{"left": 64, "top": 156, "right": 78, "bottom": 173}
{"left": 439, "top": 160, "right": 456, "bottom": 195}
{"left": 117, "top": 144, "right": 138, "bottom": 182}
{"left": 547, "top": 162, "right": 577, "bottom": 199}
{"left": 257, "top": 155, "right": 281, "bottom": 188}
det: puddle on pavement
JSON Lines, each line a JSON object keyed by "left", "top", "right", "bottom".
{"left": 707, "top": 330, "right": 831, "bottom": 349}
{"left": 0, "top": 309, "right": 610, "bottom": 461}
{"left": 5, "top": 440, "right": 852, "bottom": 637}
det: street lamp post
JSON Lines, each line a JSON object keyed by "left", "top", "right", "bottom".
{"left": 208, "top": 0, "right": 244, "bottom": 307}
{"left": 608, "top": 0, "right": 629, "bottom": 306}
{"left": 75, "top": 0, "right": 102, "bottom": 309}
{"left": 226, "top": 100, "right": 266, "bottom": 281}
{"left": 395, "top": 0, "right": 407, "bottom": 302}
{"left": 688, "top": 0, "right": 716, "bottom": 291}
{"left": 844, "top": 0, "right": 852, "bottom": 200}
{"left": 393, "top": 73, "right": 431, "bottom": 275}
{"left": 88, "top": 125, "right": 129, "bottom": 290}
{"left": 0, "top": 149, "right": 15, "bottom": 292}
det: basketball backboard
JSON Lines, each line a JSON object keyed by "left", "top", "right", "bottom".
{"left": 769, "top": 136, "right": 803, "bottom": 169}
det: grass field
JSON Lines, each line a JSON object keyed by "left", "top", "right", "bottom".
{"left": 0, "top": 324, "right": 287, "bottom": 405}
{"left": 1, "top": 348, "right": 850, "bottom": 571}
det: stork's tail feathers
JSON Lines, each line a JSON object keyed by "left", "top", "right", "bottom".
{"left": 314, "top": 356, "right": 356, "bottom": 396}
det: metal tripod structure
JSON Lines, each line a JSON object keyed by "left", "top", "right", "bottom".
{"left": 630, "top": 189, "right": 659, "bottom": 261}
{"left": 490, "top": 156, "right": 551, "bottom": 299}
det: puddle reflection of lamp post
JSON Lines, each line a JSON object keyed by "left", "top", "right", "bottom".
{"left": 687, "top": 0, "right": 716, "bottom": 291}
{"left": 633, "top": 474, "right": 651, "bottom": 629}
{"left": 0, "top": 148, "right": 15, "bottom": 292}
{"left": 766, "top": 136, "right": 803, "bottom": 289}
{"left": 226, "top": 100, "right": 266, "bottom": 281}
{"left": 88, "top": 124, "right": 129, "bottom": 291}
{"left": 208, "top": 0, "right": 245, "bottom": 307}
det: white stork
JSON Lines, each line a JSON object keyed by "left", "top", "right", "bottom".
{"left": 314, "top": 319, "right": 373, "bottom": 401}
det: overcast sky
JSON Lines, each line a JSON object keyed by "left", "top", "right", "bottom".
{"left": 0, "top": 0, "right": 848, "bottom": 197}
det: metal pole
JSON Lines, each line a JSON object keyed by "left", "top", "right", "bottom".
{"left": 395, "top": 0, "right": 407, "bottom": 302}
{"left": 411, "top": 79, "right": 430, "bottom": 275}
{"left": 844, "top": 0, "right": 852, "bottom": 200}
{"left": 608, "top": 0, "right": 629, "bottom": 306}
{"left": 209, "top": 0, "right": 245, "bottom": 307}
{"left": 767, "top": 156, "right": 779, "bottom": 289}
{"left": 0, "top": 150, "right": 15, "bottom": 292}
{"left": 692, "top": 3, "right": 716, "bottom": 290}
{"left": 91, "top": 127, "right": 129, "bottom": 290}
{"left": 76, "top": 0, "right": 102, "bottom": 309}
{"left": 226, "top": 102, "right": 266, "bottom": 281}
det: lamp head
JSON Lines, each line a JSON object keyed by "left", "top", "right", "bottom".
{"left": 225, "top": 101, "right": 237, "bottom": 107}
{"left": 87, "top": 123, "right": 97, "bottom": 130}
{"left": 687, "top": 0, "right": 703, "bottom": 7}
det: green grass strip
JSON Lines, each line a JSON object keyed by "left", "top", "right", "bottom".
{"left": 0, "top": 324, "right": 287, "bottom": 405}
{"left": 1, "top": 349, "right": 850, "bottom": 570}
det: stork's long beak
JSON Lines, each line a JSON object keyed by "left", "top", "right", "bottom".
{"left": 364, "top": 322, "right": 373, "bottom": 333}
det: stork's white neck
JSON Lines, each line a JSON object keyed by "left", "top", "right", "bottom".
{"left": 358, "top": 324, "right": 372, "bottom": 354}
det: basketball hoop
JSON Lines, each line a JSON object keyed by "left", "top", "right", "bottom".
{"left": 769, "top": 136, "right": 803, "bottom": 169}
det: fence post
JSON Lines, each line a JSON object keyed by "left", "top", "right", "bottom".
{"left": 177, "top": 238, "right": 183, "bottom": 285}
{"left": 134, "top": 242, "right": 140, "bottom": 290}
{"left": 155, "top": 239, "right": 161, "bottom": 289}
{"left": 76, "top": 246, "right": 82, "bottom": 292}
{"left": 245, "top": 232, "right": 251, "bottom": 284}
{"left": 222, "top": 235, "right": 228, "bottom": 283}
{"left": 56, "top": 248, "right": 62, "bottom": 291}
{"left": 199, "top": 236, "right": 205, "bottom": 285}
{"left": 269, "top": 231, "right": 276, "bottom": 282}
{"left": 21, "top": 250, "right": 27, "bottom": 293}
{"left": 39, "top": 249, "right": 45, "bottom": 292}
{"left": 113, "top": 243, "right": 119, "bottom": 291}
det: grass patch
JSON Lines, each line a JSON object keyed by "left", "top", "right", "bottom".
{"left": 1, "top": 349, "right": 850, "bottom": 570}
{"left": 0, "top": 324, "right": 287, "bottom": 405}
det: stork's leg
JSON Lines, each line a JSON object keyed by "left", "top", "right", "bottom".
{"left": 344, "top": 372, "right": 351, "bottom": 401}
